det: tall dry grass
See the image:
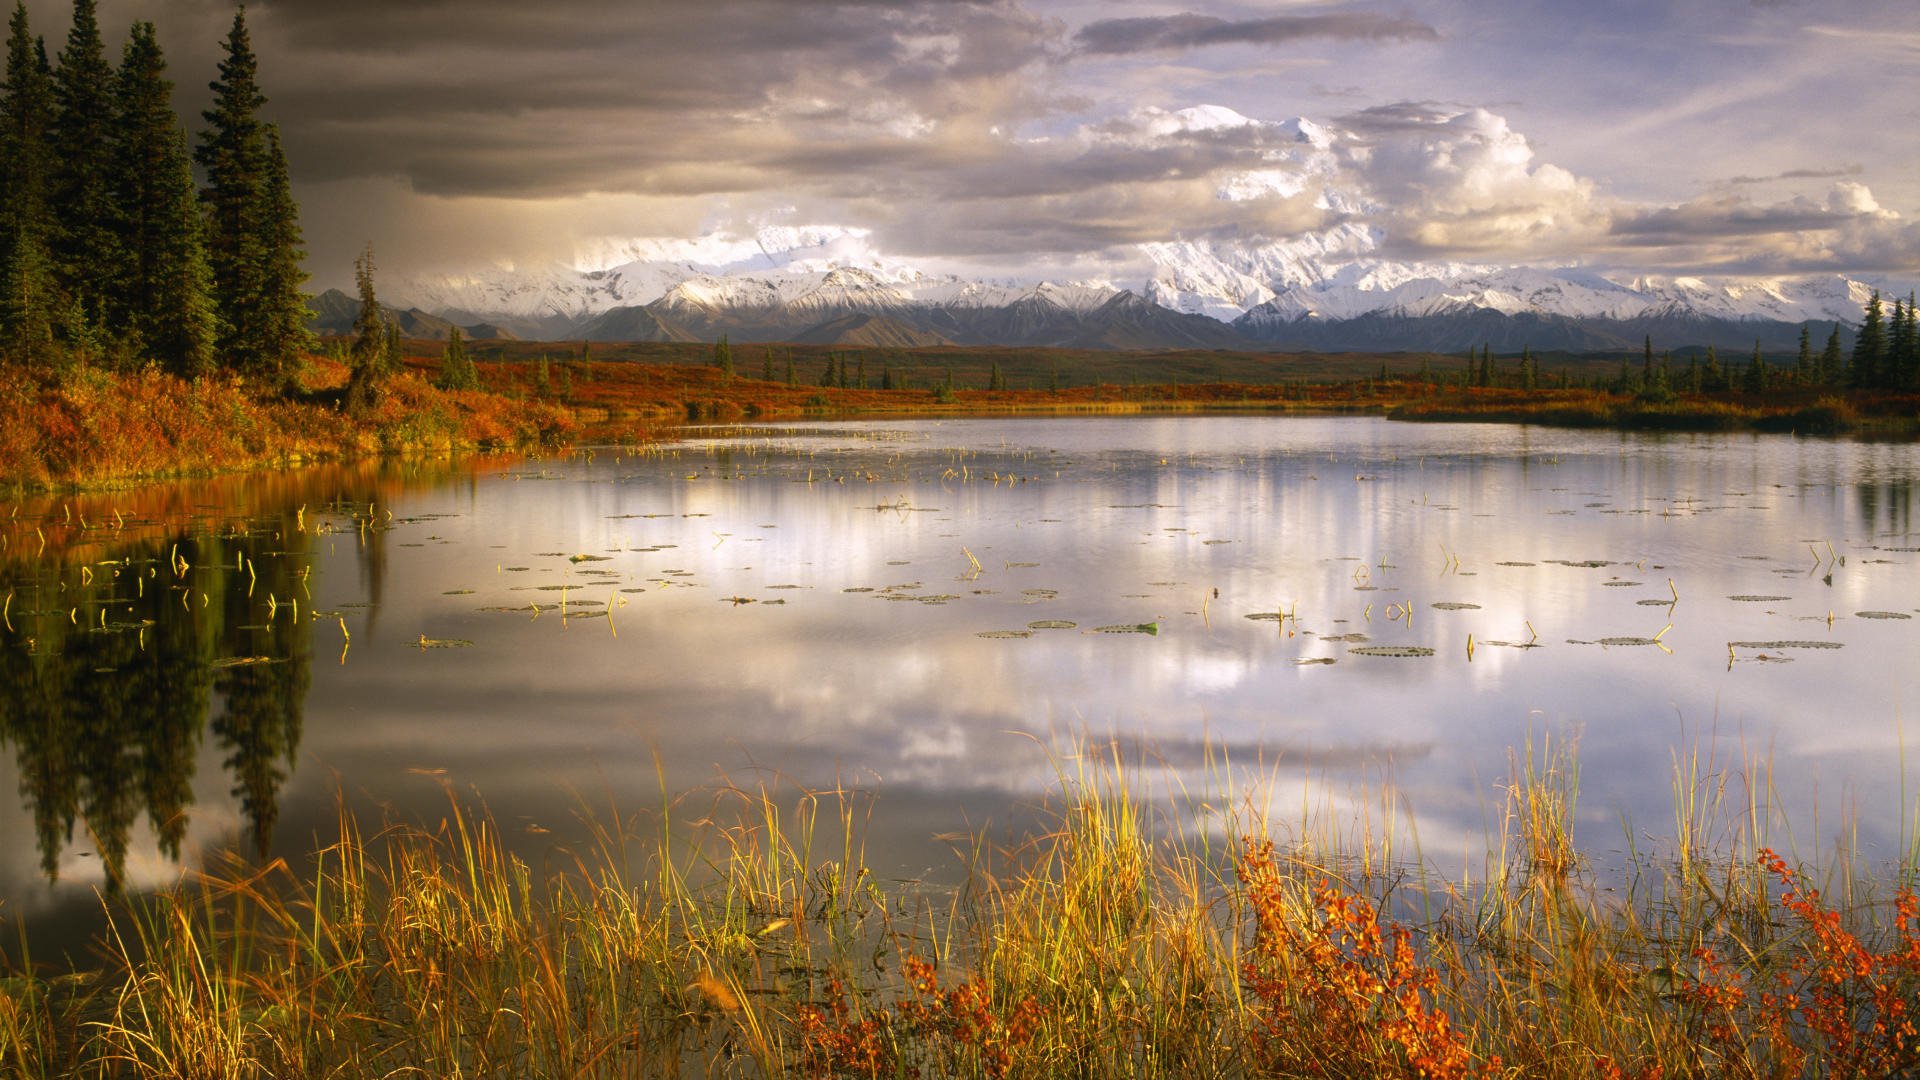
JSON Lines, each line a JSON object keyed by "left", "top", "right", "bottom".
{"left": 2, "top": 741, "right": 1917, "bottom": 1078}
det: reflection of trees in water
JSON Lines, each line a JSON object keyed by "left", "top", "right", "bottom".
{"left": 1857, "top": 479, "right": 1914, "bottom": 539}
{"left": 0, "top": 458, "right": 465, "bottom": 888}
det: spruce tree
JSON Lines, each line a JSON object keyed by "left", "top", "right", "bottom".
{"left": 1742, "top": 340, "right": 1767, "bottom": 394}
{"left": 48, "top": 0, "right": 117, "bottom": 350}
{"left": 713, "top": 333, "right": 732, "bottom": 378}
{"left": 1795, "top": 324, "right": 1813, "bottom": 385}
{"left": 1702, "top": 345, "right": 1723, "bottom": 392}
{"left": 1850, "top": 290, "right": 1885, "bottom": 389}
{"left": 1, "top": 3, "right": 58, "bottom": 365}
{"left": 196, "top": 8, "right": 273, "bottom": 377}
{"left": 110, "top": 22, "right": 215, "bottom": 377}
{"left": 783, "top": 351, "right": 793, "bottom": 384}
{"left": 761, "top": 349, "right": 772, "bottom": 382}
{"left": 343, "top": 245, "right": 385, "bottom": 413}
{"left": 1890, "top": 293, "right": 1917, "bottom": 391}
{"left": 1820, "top": 325, "right": 1844, "bottom": 386}
{"left": 258, "top": 125, "right": 310, "bottom": 383}
{"left": 1642, "top": 335, "right": 1654, "bottom": 389}
{"left": 436, "top": 325, "right": 477, "bottom": 390}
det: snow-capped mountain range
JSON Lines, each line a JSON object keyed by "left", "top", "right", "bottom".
{"left": 366, "top": 220, "right": 1900, "bottom": 353}
{"left": 370, "top": 105, "right": 1909, "bottom": 352}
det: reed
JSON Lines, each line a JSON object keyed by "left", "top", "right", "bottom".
{"left": 3, "top": 739, "right": 1917, "bottom": 1078}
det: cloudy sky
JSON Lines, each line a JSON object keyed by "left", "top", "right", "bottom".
{"left": 27, "top": 0, "right": 1920, "bottom": 287}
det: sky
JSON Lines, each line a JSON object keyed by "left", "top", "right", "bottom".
{"left": 24, "top": 0, "right": 1920, "bottom": 289}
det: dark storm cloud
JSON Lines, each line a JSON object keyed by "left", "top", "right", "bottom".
{"left": 1071, "top": 11, "right": 1438, "bottom": 56}
{"left": 228, "top": 0, "right": 1061, "bottom": 196}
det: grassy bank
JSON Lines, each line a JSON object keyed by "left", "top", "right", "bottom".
{"left": 1387, "top": 386, "right": 1919, "bottom": 435}
{"left": 3, "top": 744, "right": 1916, "bottom": 1078}
{"left": 9, "top": 350, "right": 1914, "bottom": 492}
{"left": 0, "top": 360, "right": 574, "bottom": 492}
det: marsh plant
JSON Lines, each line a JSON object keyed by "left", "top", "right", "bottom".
{"left": 3, "top": 742, "right": 1919, "bottom": 1078}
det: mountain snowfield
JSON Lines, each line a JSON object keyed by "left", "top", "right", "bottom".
{"left": 385, "top": 106, "right": 1910, "bottom": 350}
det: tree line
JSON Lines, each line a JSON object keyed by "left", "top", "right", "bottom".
{"left": 0, "top": 1, "right": 308, "bottom": 384}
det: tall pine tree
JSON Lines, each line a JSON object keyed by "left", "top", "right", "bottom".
{"left": 110, "top": 22, "right": 215, "bottom": 377}
{"left": 48, "top": 0, "right": 117, "bottom": 355}
{"left": 1850, "top": 290, "right": 1885, "bottom": 389}
{"left": 1890, "top": 293, "right": 1917, "bottom": 391}
{"left": 258, "top": 124, "right": 310, "bottom": 380}
{"left": 343, "top": 244, "right": 385, "bottom": 413}
{"left": 0, "top": 3, "right": 57, "bottom": 366}
{"left": 196, "top": 9, "right": 276, "bottom": 379}
{"left": 1820, "top": 325, "right": 1844, "bottom": 386}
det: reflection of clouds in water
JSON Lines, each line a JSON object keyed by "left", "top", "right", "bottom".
{"left": 305, "top": 417, "right": 1920, "bottom": 874}
{"left": 11, "top": 417, "right": 1920, "bottom": 942}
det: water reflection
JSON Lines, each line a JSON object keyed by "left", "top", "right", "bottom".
{"left": 0, "top": 460, "right": 481, "bottom": 900}
{"left": 2, "top": 420, "right": 1918, "bottom": 963}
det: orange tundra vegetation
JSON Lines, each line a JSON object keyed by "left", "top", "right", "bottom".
{"left": 10, "top": 339, "right": 1916, "bottom": 491}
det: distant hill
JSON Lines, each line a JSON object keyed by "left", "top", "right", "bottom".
{"left": 307, "top": 288, "right": 516, "bottom": 341}
{"left": 791, "top": 312, "right": 953, "bottom": 348}
{"left": 577, "top": 305, "right": 698, "bottom": 343}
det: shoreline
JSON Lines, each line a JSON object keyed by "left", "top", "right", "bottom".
{"left": 6, "top": 357, "right": 1914, "bottom": 494}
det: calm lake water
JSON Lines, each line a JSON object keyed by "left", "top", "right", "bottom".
{"left": 3, "top": 415, "right": 1918, "bottom": 960}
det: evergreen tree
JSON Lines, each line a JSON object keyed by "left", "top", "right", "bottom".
{"left": 989, "top": 360, "right": 1005, "bottom": 391}
{"left": 761, "top": 348, "right": 772, "bottom": 382}
{"left": 1820, "top": 325, "right": 1844, "bottom": 386}
{"left": 712, "top": 333, "right": 732, "bottom": 378}
{"left": 1642, "top": 335, "right": 1654, "bottom": 388}
{"left": 257, "top": 125, "right": 310, "bottom": 383}
{"left": 533, "top": 354, "right": 550, "bottom": 395}
{"left": 0, "top": 3, "right": 58, "bottom": 365}
{"left": 382, "top": 319, "right": 401, "bottom": 375}
{"left": 1741, "top": 340, "right": 1768, "bottom": 394}
{"left": 783, "top": 351, "right": 793, "bottom": 384}
{"left": 819, "top": 352, "right": 837, "bottom": 388}
{"left": 1890, "top": 293, "right": 1917, "bottom": 391}
{"left": 436, "top": 325, "right": 477, "bottom": 390}
{"left": 1477, "top": 345, "right": 1493, "bottom": 388}
{"left": 48, "top": 0, "right": 117, "bottom": 347}
{"left": 1685, "top": 357, "right": 1700, "bottom": 393}
{"left": 109, "top": 22, "right": 215, "bottom": 377}
{"left": 1520, "top": 346, "right": 1536, "bottom": 390}
{"left": 855, "top": 354, "right": 865, "bottom": 389}
{"left": 1850, "top": 290, "right": 1885, "bottom": 389}
{"left": 1795, "top": 324, "right": 1813, "bottom": 385}
{"left": 1702, "top": 345, "right": 1724, "bottom": 392}
{"left": 343, "top": 245, "right": 385, "bottom": 413}
{"left": 1049, "top": 362, "right": 1059, "bottom": 392}
{"left": 880, "top": 362, "right": 895, "bottom": 390}
{"left": 196, "top": 9, "right": 275, "bottom": 377}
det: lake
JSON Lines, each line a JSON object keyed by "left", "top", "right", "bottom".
{"left": 3, "top": 415, "right": 1917, "bottom": 962}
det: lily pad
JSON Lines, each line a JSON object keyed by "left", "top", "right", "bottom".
{"left": 1244, "top": 612, "right": 1287, "bottom": 622}
{"left": 1729, "top": 640, "right": 1844, "bottom": 649}
{"left": 1729, "top": 595, "right": 1791, "bottom": 602}
{"left": 1636, "top": 599, "right": 1674, "bottom": 606}
{"left": 1430, "top": 602, "right": 1481, "bottom": 610}
{"left": 1090, "top": 623, "right": 1159, "bottom": 635}
{"left": 976, "top": 630, "right": 1034, "bottom": 639}
{"left": 1856, "top": 610, "right": 1912, "bottom": 620}
{"left": 1595, "top": 637, "right": 1659, "bottom": 646}
{"left": 1546, "top": 559, "right": 1612, "bottom": 568}
{"left": 1348, "top": 646, "right": 1434, "bottom": 657}
{"left": 1294, "top": 657, "right": 1337, "bottom": 666}
{"left": 1027, "top": 620, "right": 1077, "bottom": 630}
{"left": 212, "top": 655, "right": 277, "bottom": 667}
{"left": 1602, "top": 581, "right": 1641, "bottom": 588}
{"left": 413, "top": 637, "right": 474, "bottom": 649}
